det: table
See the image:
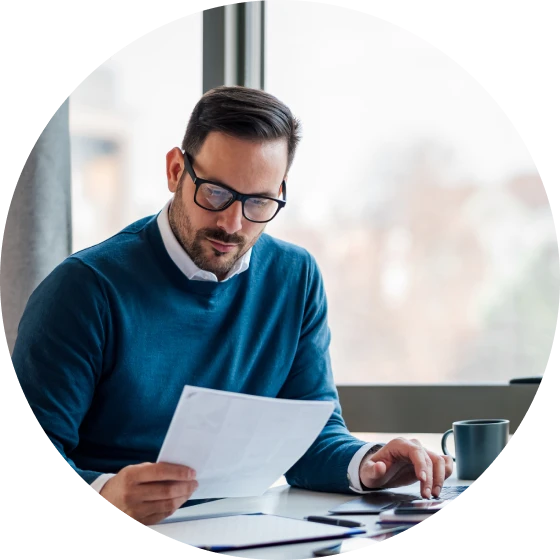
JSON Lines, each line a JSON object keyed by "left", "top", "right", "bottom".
{"left": 144, "top": 434, "right": 473, "bottom": 560}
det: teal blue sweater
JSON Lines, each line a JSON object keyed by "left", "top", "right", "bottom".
{"left": 13, "top": 214, "right": 366, "bottom": 494}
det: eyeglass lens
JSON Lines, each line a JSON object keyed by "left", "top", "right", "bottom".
{"left": 196, "top": 183, "right": 279, "bottom": 222}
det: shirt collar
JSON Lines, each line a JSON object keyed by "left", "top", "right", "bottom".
{"left": 156, "top": 199, "right": 252, "bottom": 282}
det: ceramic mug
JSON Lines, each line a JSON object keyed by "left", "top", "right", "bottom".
{"left": 441, "top": 419, "right": 509, "bottom": 480}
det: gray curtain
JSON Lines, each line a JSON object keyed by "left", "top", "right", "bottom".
{"left": 1, "top": 100, "right": 72, "bottom": 354}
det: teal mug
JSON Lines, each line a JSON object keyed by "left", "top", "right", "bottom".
{"left": 442, "top": 419, "right": 509, "bottom": 480}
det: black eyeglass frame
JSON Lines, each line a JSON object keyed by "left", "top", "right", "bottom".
{"left": 182, "top": 152, "right": 287, "bottom": 223}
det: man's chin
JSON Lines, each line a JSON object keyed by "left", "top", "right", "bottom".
{"left": 202, "top": 249, "right": 240, "bottom": 276}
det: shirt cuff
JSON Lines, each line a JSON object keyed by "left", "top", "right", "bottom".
{"left": 347, "top": 442, "right": 385, "bottom": 493}
{"left": 90, "top": 473, "right": 116, "bottom": 493}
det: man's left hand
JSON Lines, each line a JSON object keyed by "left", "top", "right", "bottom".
{"left": 359, "top": 438, "right": 454, "bottom": 499}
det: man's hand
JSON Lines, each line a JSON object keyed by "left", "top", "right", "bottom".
{"left": 99, "top": 462, "right": 198, "bottom": 525}
{"left": 359, "top": 438, "right": 453, "bottom": 499}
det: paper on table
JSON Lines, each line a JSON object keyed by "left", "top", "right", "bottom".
{"left": 151, "top": 513, "right": 364, "bottom": 551}
{"left": 157, "top": 386, "right": 335, "bottom": 500}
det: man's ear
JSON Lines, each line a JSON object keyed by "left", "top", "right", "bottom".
{"left": 166, "top": 147, "right": 184, "bottom": 193}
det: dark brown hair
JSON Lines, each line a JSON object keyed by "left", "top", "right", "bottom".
{"left": 181, "top": 86, "right": 301, "bottom": 171}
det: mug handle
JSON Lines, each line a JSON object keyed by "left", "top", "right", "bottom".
{"left": 441, "top": 429, "right": 455, "bottom": 461}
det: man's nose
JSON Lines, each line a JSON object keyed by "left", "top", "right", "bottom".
{"left": 216, "top": 201, "right": 244, "bottom": 234}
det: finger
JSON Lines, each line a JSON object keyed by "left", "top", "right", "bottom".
{"left": 139, "top": 511, "right": 174, "bottom": 526}
{"left": 133, "top": 494, "right": 192, "bottom": 520}
{"left": 365, "top": 460, "right": 387, "bottom": 480}
{"left": 372, "top": 463, "right": 416, "bottom": 489}
{"left": 405, "top": 444, "right": 433, "bottom": 498}
{"left": 361, "top": 460, "right": 388, "bottom": 487}
{"left": 429, "top": 453, "right": 446, "bottom": 498}
{"left": 129, "top": 462, "right": 197, "bottom": 484}
{"left": 137, "top": 480, "right": 199, "bottom": 502}
{"left": 443, "top": 455, "right": 454, "bottom": 478}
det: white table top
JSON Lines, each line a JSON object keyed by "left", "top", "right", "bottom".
{"left": 150, "top": 476, "right": 469, "bottom": 558}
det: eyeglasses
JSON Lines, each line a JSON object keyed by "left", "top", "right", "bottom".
{"left": 182, "top": 152, "right": 287, "bottom": 223}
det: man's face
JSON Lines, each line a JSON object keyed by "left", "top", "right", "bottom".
{"left": 166, "top": 132, "right": 288, "bottom": 280}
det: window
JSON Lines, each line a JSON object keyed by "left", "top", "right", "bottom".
{"left": 70, "top": 14, "right": 203, "bottom": 252}
{"left": 265, "top": 1, "right": 558, "bottom": 385}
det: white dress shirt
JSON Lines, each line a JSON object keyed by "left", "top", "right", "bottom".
{"left": 91, "top": 201, "right": 379, "bottom": 494}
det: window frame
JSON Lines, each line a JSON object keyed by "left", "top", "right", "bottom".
{"left": 203, "top": 1, "right": 539, "bottom": 434}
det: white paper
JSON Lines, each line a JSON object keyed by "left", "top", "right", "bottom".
{"left": 157, "top": 386, "right": 335, "bottom": 500}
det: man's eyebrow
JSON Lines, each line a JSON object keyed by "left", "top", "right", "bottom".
{"left": 250, "top": 189, "right": 279, "bottom": 197}
{"left": 195, "top": 162, "right": 280, "bottom": 197}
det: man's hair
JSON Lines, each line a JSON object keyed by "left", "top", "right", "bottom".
{"left": 181, "top": 86, "right": 301, "bottom": 171}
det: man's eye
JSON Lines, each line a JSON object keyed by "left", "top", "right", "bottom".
{"left": 200, "top": 185, "right": 231, "bottom": 208}
{"left": 248, "top": 198, "right": 270, "bottom": 208}
{"left": 207, "top": 187, "right": 226, "bottom": 198}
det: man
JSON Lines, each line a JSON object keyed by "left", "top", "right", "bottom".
{"left": 13, "top": 86, "right": 452, "bottom": 526}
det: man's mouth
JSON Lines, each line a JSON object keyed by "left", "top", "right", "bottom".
{"left": 207, "top": 238, "right": 239, "bottom": 253}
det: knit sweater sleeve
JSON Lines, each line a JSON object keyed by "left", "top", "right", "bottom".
{"left": 12, "top": 257, "right": 109, "bottom": 484}
{"left": 278, "top": 256, "right": 367, "bottom": 494}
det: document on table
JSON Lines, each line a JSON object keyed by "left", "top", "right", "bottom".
{"left": 151, "top": 513, "right": 365, "bottom": 551}
{"left": 157, "top": 386, "right": 335, "bottom": 500}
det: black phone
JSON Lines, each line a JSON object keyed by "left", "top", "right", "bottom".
{"left": 393, "top": 500, "right": 447, "bottom": 514}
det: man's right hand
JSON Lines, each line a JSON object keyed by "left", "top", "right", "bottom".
{"left": 99, "top": 462, "right": 198, "bottom": 525}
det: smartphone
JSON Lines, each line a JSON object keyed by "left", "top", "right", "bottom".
{"left": 393, "top": 500, "right": 448, "bottom": 514}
